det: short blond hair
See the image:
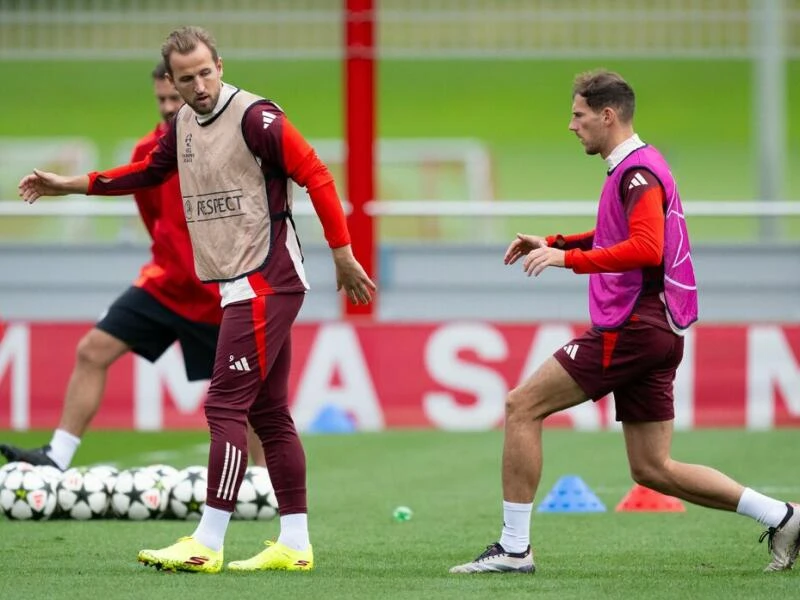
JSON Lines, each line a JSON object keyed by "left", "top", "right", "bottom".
{"left": 161, "top": 26, "right": 219, "bottom": 74}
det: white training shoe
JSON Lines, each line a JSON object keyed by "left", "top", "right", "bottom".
{"left": 760, "top": 503, "right": 800, "bottom": 572}
{"left": 449, "top": 542, "right": 535, "bottom": 574}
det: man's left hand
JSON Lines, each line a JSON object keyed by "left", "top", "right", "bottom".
{"left": 522, "top": 247, "right": 566, "bottom": 277}
{"left": 332, "top": 246, "right": 377, "bottom": 305}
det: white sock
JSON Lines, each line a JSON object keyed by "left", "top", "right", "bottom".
{"left": 736, "top": 488, "right": 789, "bottom": 528}
{"left": 499, "top": 500, "right": 533, "bottom": 553}
{"left": 277, "top": 513, "right": 310, "bottom": 551}
{"left": 192, "top": 505, "right": 232, "bottom": 552}
{"left": 46, "top": 429, "right": 81, "bottom": 470}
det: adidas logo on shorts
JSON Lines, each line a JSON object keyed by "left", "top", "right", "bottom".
{"left": 229, "top": 356, "right": 252, "bottom": 371}
{"left": 562, "top": 344, "right": 579, "bottom": 360}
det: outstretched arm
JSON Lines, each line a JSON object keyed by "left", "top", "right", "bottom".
{"left": 89, "top": 122, "right": 179, "bottom": 196}
{"left": 19, "top": 170, "right": 90, "bottom": 204}
{"left": 19, "top": 120, "right": 179, "bottom": 204}
{"left": 504, "top": 230, "right": 595, "bottom": 269}
{"left": 520, "top": 172, "right": 665, "bottom": 277}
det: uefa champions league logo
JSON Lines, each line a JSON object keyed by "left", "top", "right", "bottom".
{"left": 182, "top": 133, "right": 194, "bottom": 163}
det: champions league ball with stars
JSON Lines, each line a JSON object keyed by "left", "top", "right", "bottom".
{"left": 168, "top": 466, "right": 208, "bottom": 520}
{"left": 110, "top": 468, "right": 167, "bottom": 520}
{"left": 57, "top": 467, "right": 110, "bottom": 520}
{"left": 0, "top": 463, "right": 57, "bottom": 521}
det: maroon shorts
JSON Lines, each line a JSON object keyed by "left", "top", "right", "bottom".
{"left": 553, "top": 320, "right": 684, "bottom": 422}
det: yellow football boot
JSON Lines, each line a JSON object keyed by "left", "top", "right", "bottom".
{"left": 228, "top": 540, "right": 313, "bottom": 572}
{"left": 138, "top": 536, "right": 223, "bottom": 573}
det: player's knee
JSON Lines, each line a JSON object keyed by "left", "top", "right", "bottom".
{"left": 75, "top": 332, "right": 114, "bottom": 369}
{"left": 248, "top": 408, "right": 294, "bottom": 438}
{"left": 629, "top": 462, "right": 668, "bottom": 490}
{"left": 204, "top": 400, "right": 248, "bottom": 431}
{"left": 506, "top": 387, "right": 545, "bottom": 422}
{"left": 204, "top": 396, "right": 238, "bottom": 417}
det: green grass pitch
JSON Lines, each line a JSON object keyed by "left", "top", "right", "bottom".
{"left": 1, "top": 429, "right": 799, "bottom": 599}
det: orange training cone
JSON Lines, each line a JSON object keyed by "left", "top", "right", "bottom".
{"left": 615, "top": 484, "right": 686, "bottom": 512}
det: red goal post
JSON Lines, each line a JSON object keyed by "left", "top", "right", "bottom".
{"left": 344, "top": 0, "right": 376, "bottom": 318}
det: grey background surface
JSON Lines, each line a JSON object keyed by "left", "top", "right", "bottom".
{"left": 2, "top": 244, "right": 798, "bottom": 323}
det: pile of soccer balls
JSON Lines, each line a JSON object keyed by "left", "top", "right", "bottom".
{"left": 0, "top": 461, "right": 278, "bottom": 521}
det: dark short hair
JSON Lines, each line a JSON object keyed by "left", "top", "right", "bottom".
{"left": 572, "top": 70, "right": 635, "bottom": 123}
{"left": 151, "top": 60, "right": 169, "bottom": 80}
{"left": 161, "top": 26, "right": 219, "bottom": 75}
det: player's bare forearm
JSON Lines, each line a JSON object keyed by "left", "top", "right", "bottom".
{"left": 331, "top": 245, "right": 355, "bottom": 262}
{"left": 51, "top": 174, "right": 90, "bottom": 194}
{"left": 18, "top": 170, "right": 90, "bottom": 204}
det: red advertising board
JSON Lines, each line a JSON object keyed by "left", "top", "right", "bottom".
{"left": 1, "top": 322, "right": 798, "bottom": 430}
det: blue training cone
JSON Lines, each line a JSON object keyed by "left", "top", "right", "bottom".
{"left": 536, "top": 474, "right": 606, "bottom": 513}
{"left": 307, "top": 404, "right": 357, "bottom": 434}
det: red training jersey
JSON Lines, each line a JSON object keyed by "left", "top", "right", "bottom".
{"left": 130, "top": 122, "right": 223, "bottom": 324}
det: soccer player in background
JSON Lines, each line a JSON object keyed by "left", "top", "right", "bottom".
{"left": 450, "top": 70, "right": 800, "bottom": 575}
{"left": 18, "top": 26, "right": 376, "bottom": 573}
{"left": 0, "top": 62, "right": 266, "bottom": 470}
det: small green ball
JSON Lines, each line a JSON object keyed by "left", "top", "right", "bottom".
{"left": 392, "top": 505, "right": 413, "bottom": 522}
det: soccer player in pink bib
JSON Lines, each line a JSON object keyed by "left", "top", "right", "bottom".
{"left": 450, "top": 70, "right": 799, "bottom": 575}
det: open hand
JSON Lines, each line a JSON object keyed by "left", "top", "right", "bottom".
{"left": 18, "top": 169, "right": 77, "bottom": 204}
{"left": 504, "top": 233, "right": 548, "bottom": 265}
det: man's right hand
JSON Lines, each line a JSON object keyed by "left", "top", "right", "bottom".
{"left": 504, "top": 233, "right": 548, "bottom": 265}
{"left": 18, "top": 169, "right": 89, "bottom": 204}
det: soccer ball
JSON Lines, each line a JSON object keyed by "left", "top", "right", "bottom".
{"left": 35, "top": 465, "right": 63, "bottom": 486}
{"left": 57, "top": 467, "right": 109, "bottom": 520}
{"left": 0, "top": 461, "right": 33, "bottom": 488}
{"left": 86, "top": 464, "right": 119, "bottom": 494}
{"left": 144, "top": 464, "right": 179, "bottom": 495}
{"left": 168, "top": 466, "right": 207, "bottom": 520}
{"left": 35, "top": 465, "right": 65, "bottom": 518}
{"left": 110, "top": 468, "right": 167, "bottom": 520}
{"left": 234, "top": 466, "right": 278, "bottom": 520}
{"left": 0, "top": 465, "right": 57, "bottom": 520}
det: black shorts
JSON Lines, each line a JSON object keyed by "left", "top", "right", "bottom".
{"left": 96, "top": 286, "right": 219, "bottom": 381}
